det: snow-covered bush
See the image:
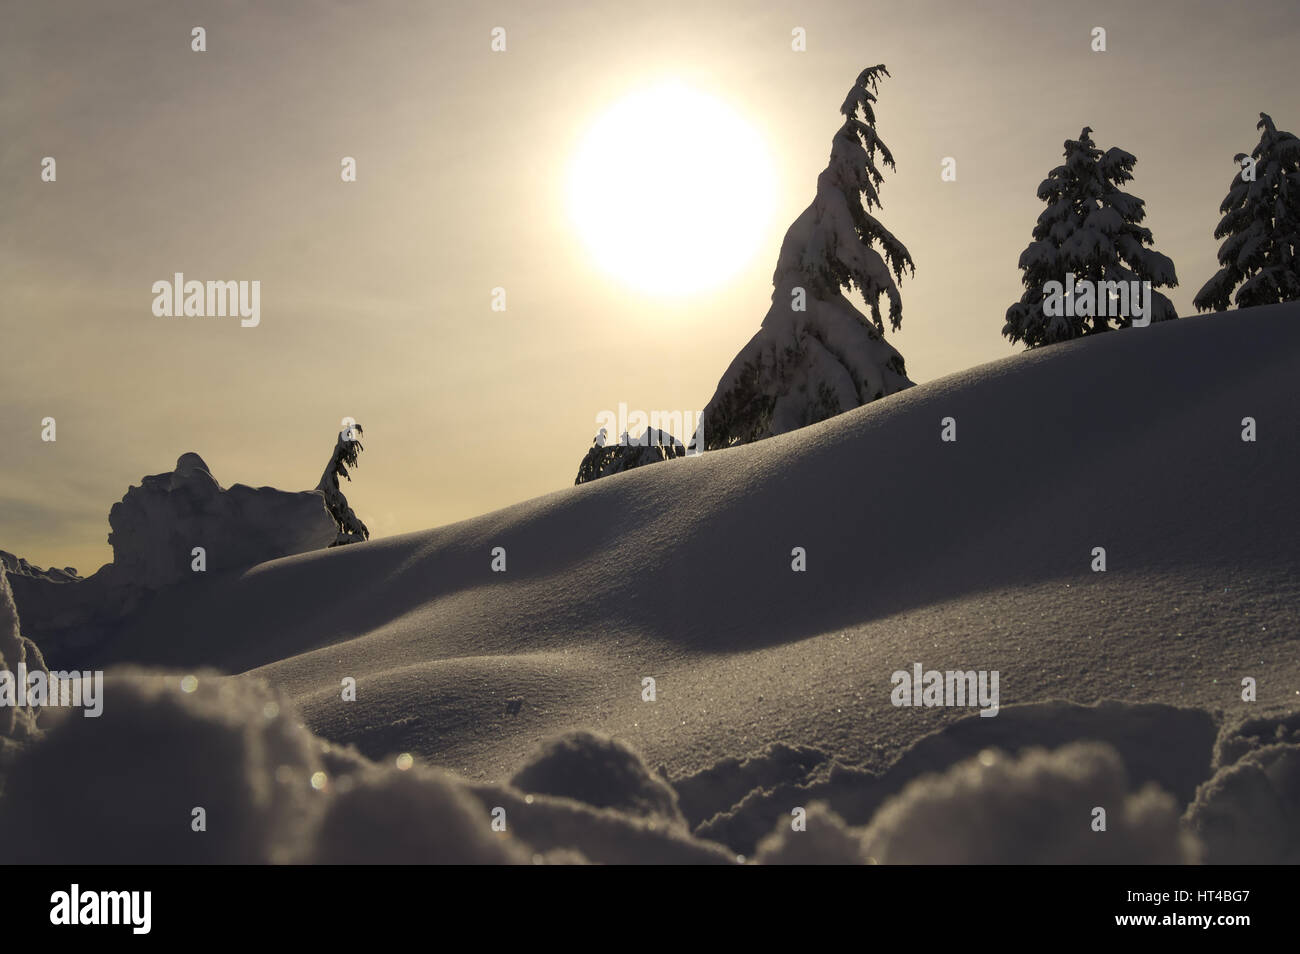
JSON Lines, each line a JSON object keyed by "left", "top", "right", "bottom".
{"left": 574, "top": 428, "right": 685, "bottom": 485}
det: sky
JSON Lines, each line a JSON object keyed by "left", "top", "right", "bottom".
{"left": 2, "top": 0, "right": 1297, "bottom": 574}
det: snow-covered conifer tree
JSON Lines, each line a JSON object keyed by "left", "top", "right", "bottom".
{"left": 1004, "top": 127, "right": 1178, "bottom": 348}
{"left": 1194, "top": 113, "right": 1300, "bottom": 312}
{"left": 701, "top": 65, "right": 914, "bottom": 449}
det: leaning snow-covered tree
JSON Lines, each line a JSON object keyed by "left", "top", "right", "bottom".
{"left": 1004, "top": 127, "right": 1178, "bottom": 348}
{"left": 317, "top": 420, "right": 369, "bottom": 545}
{"left": 701, "top": 64, "right": 914, "bottom": 449}
{"left": 1194, "top": 113, "right": 1300, "bottom": 312}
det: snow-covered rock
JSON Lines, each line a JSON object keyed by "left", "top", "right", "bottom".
{"left": 5, "top": 438, "right": 372, "bottom": 667}
{"left": 106, "top": 453, "right": 337, "bottom": 588}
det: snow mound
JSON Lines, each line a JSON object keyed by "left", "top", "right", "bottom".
{"left": 510, "top": 730, "right": 684, "bottom": 823}
{"left": 857, "top": 742, "right": 1198, "bottom": 864}
{"left": 1185, "top": 711, "right": 1300, "bottom": 863}
{"left": 0, "top": 669, "right": 319, "bottom": 863}
{"left": 106, "top": 453, "right": 337, "bottom": 587}
{"left": 751, "top": 742, "right": 1201, "bottom": 865}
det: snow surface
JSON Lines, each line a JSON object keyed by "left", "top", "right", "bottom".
{"left": 4, "top": 302, "right": 1299, "bottom": 863}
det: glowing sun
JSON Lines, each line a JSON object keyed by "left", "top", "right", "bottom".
{"left": 567, "top": 81, "right": 778, "bottom": 297}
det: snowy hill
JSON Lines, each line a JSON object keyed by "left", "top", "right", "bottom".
{"left": 103, "top": 302, "right": 1300, "bottom": 748}
{"left": 10, "top": 302, "right": 1298, "bottom": 863}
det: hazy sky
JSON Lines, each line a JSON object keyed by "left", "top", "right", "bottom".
{"left": 3, "top": 0, "right": 1297, "bottom": 574}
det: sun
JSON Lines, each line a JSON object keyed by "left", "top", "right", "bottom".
{"left": 567, "top": 80, "right": 777, "bottom": 297}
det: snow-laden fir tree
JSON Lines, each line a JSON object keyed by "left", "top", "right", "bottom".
{"left": 1194, "top": 113, "right": 1300, "bottom": 312}
{"left": 701, "top": 65, "right": 914, "bottom": 449}
{"left": 1004, "top": 127, "right": 1178, "bottom": 348}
